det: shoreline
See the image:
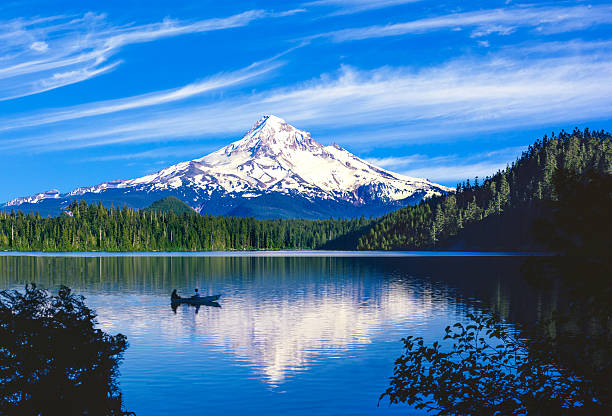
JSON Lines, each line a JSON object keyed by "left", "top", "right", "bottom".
{"left": 0, "top": 250, "right": 550, "bottom": 257}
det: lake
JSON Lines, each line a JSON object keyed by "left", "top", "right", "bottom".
{"left": 0, "top": 252, "right": 553, "bottom": 415}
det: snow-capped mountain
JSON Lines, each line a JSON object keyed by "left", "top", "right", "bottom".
{"left": 3, "top": 115, "right": 453, "bottom": 218}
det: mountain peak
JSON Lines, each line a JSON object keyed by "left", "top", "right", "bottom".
{"left": 3, "top": 115, "right": 453, "bottom": 218}
{"left": 256, "top": 114, "right": 287, "bottom": 128}
{"left": 246, "top": 114, "right": 290, "bottom": 137}
{"left": 222, "top": 114, "right": 322, "bottom": 157}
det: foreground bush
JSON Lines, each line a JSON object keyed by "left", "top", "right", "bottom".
{"left": 0, "top": 284, "right": 132, "bottom": 415}
{"left": 381, "top": 313, "right": 605, "bottom": 415}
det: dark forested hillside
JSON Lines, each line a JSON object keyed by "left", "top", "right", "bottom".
{"left": 358, "top": 128, "right": 612, "bottom": 250}
{"left": 141, "top": 196, "right": 195, "bottom": 215}
{"left": 0, "top": 201, "right": 371, "bottom": 251}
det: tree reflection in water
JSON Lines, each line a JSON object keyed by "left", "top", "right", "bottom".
{"left": 382, "top": 169, "right": 612, "bottom": 415}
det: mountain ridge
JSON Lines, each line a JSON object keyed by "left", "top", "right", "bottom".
{"left": 3, "top": 115, "right": 452, "bottom": 218}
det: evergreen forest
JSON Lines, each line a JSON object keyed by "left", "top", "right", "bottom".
{"left": 0, "top": 128, "right": 610, "bottom": 252}
{"left": 0, "top": 201, "right": 371, "bottom": 251}
{"left": 357, "top": 128, "right": 612, "bottom": 250}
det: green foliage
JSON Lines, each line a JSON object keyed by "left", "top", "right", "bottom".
{"left": 359, "top": 128, "right": 612, "bottom": 249}
{"left": 141, "top": 196, "right": 195, "bottom": 215}
{"left": 0, "top": 201, "right": 372, "bottom": 251}
{"left": 0, "top": 284, "right": 131, "bottom": 415}
{"left": 381, "top": 314, "right": 597, "bottom": 415}
{"left": 382, "top": 167, "right": 612, "bottom": 415}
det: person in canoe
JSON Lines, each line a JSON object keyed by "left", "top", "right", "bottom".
{"left": 192, "top": 288, "right": 200, "bottom": 298}
{"left": 171, "top": 289, "right": 180, "bottom": 300}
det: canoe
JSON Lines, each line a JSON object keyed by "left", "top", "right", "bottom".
{"left": 171, "top": 294, "right": 221, "bottom": 304}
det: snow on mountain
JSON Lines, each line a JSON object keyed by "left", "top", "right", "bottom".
{"left": 6, "top": 189, "right": 61, "bottom": 206}
{"left": 3, "top": 115, "right": 453, "bottom": 218}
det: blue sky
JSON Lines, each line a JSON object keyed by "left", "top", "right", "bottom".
{"left": 1, "top": 0, "right": 611, "bottom": 201}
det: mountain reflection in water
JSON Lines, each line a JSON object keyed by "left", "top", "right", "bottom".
{"left": 169, "top": 279, "right": 443, "bottom": 385}
{"left": 0, "top": 255, "right": 554, "bottom": 415}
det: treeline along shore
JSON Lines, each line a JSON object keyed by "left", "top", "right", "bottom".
{"left": 1, "top": 128, "right": 610, "bottom": 252}
{"left": 0, "top": 203, "right": 372, "bottom": 251}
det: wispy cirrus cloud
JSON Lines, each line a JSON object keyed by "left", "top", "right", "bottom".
{"left": 400, "top": 160, "right": 512, "bottom": 184}
{"left": 0, "top": 57, "right": 283, "bottom": 132}
{"left": 2, "top": 39, "right": 611, "bottom": 153}
{"left": 366, "top": 147, "right": 526, "bottom": 184}
{"left": 315, "top": 4, "right": 612, "bottom": 42}
{"left": 304, "top": 0, "right": 420, "bottom": 15}
{"left": 86, "top": 144, "right": 220, "bottom": 162}
{"left": 0, "top": 10, "right": 268, "bottom": 100}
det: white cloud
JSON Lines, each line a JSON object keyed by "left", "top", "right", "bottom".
{"left": 364, "top": 154, "right": 425, "bottom": 170}
{"left": 1, "top": 40, "right": 611, "bottom": 153}
{"left": 270, "top": 9, "right": 307, "bottom": 17}
{"left": 26, "top": 62, "right": 123, "bottom": 100}
{"left": 0, "top": 58, "right": 281, "bottom": 131}
{"left": 0, "top": 10, "right": 270, "bottom": 100}
{"left": 316, "top": 4, "right": 612, "bottom": 42}
{"left": 29, "top": 41, "right": 48, "bottom": 52}
{"left": 401, "top": 161, "right": 510, "bottom": 184}
{"left": 366, "top": 147, "right": 525, "bottom": 184}
{"left": 86, "top": 144, "right": 220, "bottom": 162}
{"left": 305, "top": 0, "right": 420, "bottom": 15}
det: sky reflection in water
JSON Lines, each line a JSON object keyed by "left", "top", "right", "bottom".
{"left": 0, "top": 254, "right": 539, "bottom": 415}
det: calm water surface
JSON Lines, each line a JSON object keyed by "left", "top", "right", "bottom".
{"left": 0, "top": 253, "right": 551, "bottom": 415}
